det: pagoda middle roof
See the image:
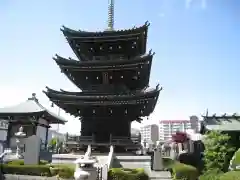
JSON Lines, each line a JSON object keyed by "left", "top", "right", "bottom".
{"left": 61, "top": 21, "right": 150, "bottom": 38}
{"left": 54, "top": 51, "right": 154, "bottom": 68}
{"left": 0, "top": 94, "right": 67, "bottom": 124}
{"left": 44, "top": 86, "right": 161, "bottom": 101}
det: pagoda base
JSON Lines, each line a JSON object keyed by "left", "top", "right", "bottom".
{"left": 65, "top": 135, "right": 141, "bottom": 153}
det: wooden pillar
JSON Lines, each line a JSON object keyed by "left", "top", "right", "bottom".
{"left": 6, "top": 123, "right": 12, "bottom": 148}
{"left": 45, "top": 127, "right": 49, "bottom": 149}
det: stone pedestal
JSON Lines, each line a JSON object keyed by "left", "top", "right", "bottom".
{"left": 153, "top": 146, "right": 163, "bottom": 171}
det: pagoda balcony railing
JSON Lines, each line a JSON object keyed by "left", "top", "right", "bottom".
{"left": 66, "top": 134, "right": 140, "bottom": 146}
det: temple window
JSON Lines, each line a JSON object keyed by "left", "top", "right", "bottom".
{"left": 118, "top": 45, "right": 122, "bottom": 49}
{"left": 100, "top": 46, "right": 103, "bottom": 50}
{"left": 131, "top": 46, "right": 135, "bottom": 49}
{"left": 120, "top": 75, "right": 123, "bottom": 79}
{"left": 109, "top": 46, "right": 113, "bottom": 50}
{"left": 109, "top": 109, "right": 112, "bottom": 113}
{"left": 109, "top": 76, "right": 112, "bottom": 79}
{"left": 86, "top": 76, "right": 88, "bottom": 80}
{"left": 125, "top": 109, "right": 128, "bottom": 114}
{"left": 133, "top": 41, "right": 137, "bottom": 45}
{"left": 137, "top": 71, "right": 140, "bottom": 75}
{"left": 93, "top": 109, "right": 95, "bottom": 114}
{"left": 96, "top": 76, "right": 99, "bottom": 80}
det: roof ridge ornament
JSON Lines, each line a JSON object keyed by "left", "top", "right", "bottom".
{"left": 28, "top": 93, "right": 38, "bottom": 102}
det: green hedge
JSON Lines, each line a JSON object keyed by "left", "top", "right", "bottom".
{"left": 2, "top": 164, "right": 52, "bottom": 176}
{"left": 171, "top": 162, "right": 199, "bottom": 180}
{"left": 2, "top": 162, "right": 75, "bottom": 178}
{"left": 108, "top": 168, "right": 149, "bottom": 180}
{"left": 7, "top": 159, "right": 48, "bottom": 165}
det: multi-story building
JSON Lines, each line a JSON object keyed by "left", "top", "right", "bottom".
{"left": 159, "top": 120, "right": 192, "bottom": 140}
{"left": 140, "top": 124, "right": 159, "bottom": 143}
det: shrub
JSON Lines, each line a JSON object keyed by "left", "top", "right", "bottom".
{"left": 199, "top": 169, "right": 223, "bottom": 180}
{"left": 50, "top": 165, "right": 75, "bottom": 178}
{"left": 171, "top": 162, "right": 199, "bottom": 180}
{"left": 108, "top": 168, "right": 149, "bottom": 180}
{"left": 219, "top": 171, "right": 240, "bottom": 180}
{"left": 2, "top": 164, "right": 51, "bottom": 176}
{"left": 203, "top": 131, "right": 236, "bottom": 172}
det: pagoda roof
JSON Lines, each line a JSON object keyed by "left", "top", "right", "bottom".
{"left": 202, "top": 113, "right": 240, "bottom": 131}
{"left": 43, "top": 85, "right": 161, "bottom": 103}
{"left": 54, "top": 51, "right": 153, "bottom": 70}
{"left": 61, "top": 21, "right": 150, "bottom": 38}
{"left": 0, "top": 94, "right": 66, "bottom": 124}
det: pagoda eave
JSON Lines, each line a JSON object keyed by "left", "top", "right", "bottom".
{"left": 54, "top": 53, "right": 153, "bottom": 66}
{"left": 43, "top": 87, "right": 160, "bottom": 101}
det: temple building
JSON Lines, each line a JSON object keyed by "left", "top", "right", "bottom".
{"left": 44, "top": 0, "right": 161, "bottom": 151}
{"left": 0, "top": 93, "right": 66, "bottom": 149}
{"left": 200, "top": 113, "right": 240, "bottom": 134}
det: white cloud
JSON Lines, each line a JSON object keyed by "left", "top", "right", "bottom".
{"left": 158, "top": 13, "right": 165, "bottom": 18}
{"left": 185, "top": 0, "right": 207, "bottom": 9}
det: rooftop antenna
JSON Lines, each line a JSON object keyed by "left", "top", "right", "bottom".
{"left": 107, "top": 0, "right": 114, "bottom": 30}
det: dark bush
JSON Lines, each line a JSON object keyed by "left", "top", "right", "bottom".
{"left": 108, "top": 168, "right": 149, "bottom": 180}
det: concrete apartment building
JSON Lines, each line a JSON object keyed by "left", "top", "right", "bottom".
{"left": 159, "top": 116, "right": 199, "bottom": 140}
{"left": 140, "top": 124, "right": 159, "bottom": 143}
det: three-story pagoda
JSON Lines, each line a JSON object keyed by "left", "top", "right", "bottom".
{"left": 44, "top": 0, "right": 162, "bottom": 151}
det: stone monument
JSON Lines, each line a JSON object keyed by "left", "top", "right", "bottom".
{"left": 153, "top": 144, "right": 163, "bottom": 171}
{"left": 24, "top": 135, "right": 41, "bottom": 165}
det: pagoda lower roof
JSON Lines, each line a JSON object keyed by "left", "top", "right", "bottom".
{"left": 61, "top": 21, "right": 150, "bottom": 39}
{"left": 54, "top": 52, "right": 153, "bottom": 71}
{"left": 43, "top": 86, "right": 161, "bottom": 106}
{"left": 0, "top": 94, "right": 66, "bottom": 124}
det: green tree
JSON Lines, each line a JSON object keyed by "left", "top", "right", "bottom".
{"left": 203, "top": 130, "right": 236, "bottom": 172}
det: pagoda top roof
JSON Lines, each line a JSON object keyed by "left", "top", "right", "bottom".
{"left": 61, "top": 21, "right": 150, "bottom": 38}
{"left": 0, "top": 93, "right": 67, "bottom": 124}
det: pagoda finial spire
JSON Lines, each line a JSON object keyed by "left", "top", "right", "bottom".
{"left": 107, "top": 0, "right": 114, "bottom": 30}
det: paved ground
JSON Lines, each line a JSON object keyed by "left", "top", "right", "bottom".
{"left": 149, "top": 170, "right": 171, "bottom": 180}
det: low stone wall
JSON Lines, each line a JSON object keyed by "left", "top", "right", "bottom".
{"left": 4, "top": 174, "right": 73, "bottom": 180}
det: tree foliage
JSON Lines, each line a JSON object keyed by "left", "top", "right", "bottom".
{"left": 203, "top": 130, "right": 236, "bottom": 172}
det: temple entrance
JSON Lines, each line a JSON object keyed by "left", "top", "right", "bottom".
{"left": 94, "top": 132, "right": 110, "bottom": 144}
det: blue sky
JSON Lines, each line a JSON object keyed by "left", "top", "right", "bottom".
{"left": 0, "top": 0, "right": 239, "bottom": 134}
